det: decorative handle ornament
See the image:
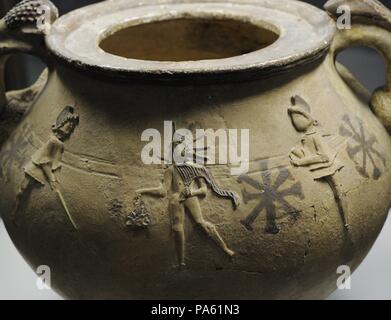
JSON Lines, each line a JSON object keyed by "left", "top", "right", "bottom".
{"left": 0, "top": 0, "right": 58, "bottom": 116}
{"left": 325, "top": 0, "right": 391, "bottom": 134}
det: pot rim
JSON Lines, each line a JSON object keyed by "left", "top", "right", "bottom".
{"left": 46, "top": 0, "right": 336, "bottom": 83}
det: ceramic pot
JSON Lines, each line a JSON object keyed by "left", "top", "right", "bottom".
{"left": 1, "top": 0, "right": 391, "bottom": 299}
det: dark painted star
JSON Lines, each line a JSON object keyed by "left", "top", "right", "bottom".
{"left": 339, "top": 114, "right": 386, "bottom": 180}
{"left": 238, "top": 160, "right": 304, "bottom": 234}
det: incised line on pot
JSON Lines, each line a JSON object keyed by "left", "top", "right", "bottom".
{"left": 0, "top": 123, "right": 121, "bottom": 183}
{"left": 3, "top": 101, "right": 386, "bottom": 239}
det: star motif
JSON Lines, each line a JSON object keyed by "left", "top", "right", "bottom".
{"left": 238, "top": 160, "right": 304, "bottom": 234}
{"left": 339, "top": 114, "right": 386, "bottom": 180}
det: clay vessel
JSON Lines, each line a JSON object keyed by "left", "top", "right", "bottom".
{"left": 1, "top": 0, "right": 391, "bottom": 299}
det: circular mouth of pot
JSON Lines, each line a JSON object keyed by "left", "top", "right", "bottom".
{"left": 46, "top": 0, "right": 336, "bottom": 83}
{"left": 99, "top": 17, "right": 280, "bottom": 62}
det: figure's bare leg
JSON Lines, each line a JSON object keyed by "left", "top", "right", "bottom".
{"left": 325, "top": 176, "right": 349, "bottom": 230}
{"left": 171, "top": 201, "right": 186, "bottom": 267}
{"left": 11, "top": 176, "right": 32, "bottom": 220}
{"left": 185, "top": 197, "right": 235, "bottom": 257}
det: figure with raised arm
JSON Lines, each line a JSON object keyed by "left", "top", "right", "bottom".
{"left": 137, "top": 131, "right": 240, "bottom": 267}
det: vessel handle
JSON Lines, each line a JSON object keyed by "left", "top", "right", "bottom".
{"left": 0, "top": 0, "right": 58, "bottom": 118}
{"left": 325, "top": 0, "right": 391, "bottom": 134}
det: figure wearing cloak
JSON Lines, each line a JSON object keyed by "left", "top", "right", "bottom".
{"left": 137, "top": 132, "right": 240, "bottom": 267}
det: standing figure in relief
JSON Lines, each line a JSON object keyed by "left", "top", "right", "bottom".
{"left": 288, "top": 96, "right": 348, "bottom": 230}
{"left": 137, "top": 133, "right": 240, "bottom": 267}
{"left": 12, "top": 106, "right": 79, "bottom": 229}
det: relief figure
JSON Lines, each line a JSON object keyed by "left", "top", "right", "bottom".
{"left": 137, "top": 132, "right": 240, "bottom": 267}
{"left": 288, "top": 96, "right": 348, "bottom": 230}
{"left": 11, "top": 106, "right": 79, "bottom": 229}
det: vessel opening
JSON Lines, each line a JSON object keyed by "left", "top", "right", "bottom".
{"left": 99, "top": 18, "right": 279, "bottom": 62}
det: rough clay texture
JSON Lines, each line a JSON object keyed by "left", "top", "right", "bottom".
{"left": 0, "top": 0, "right": 391, "bottom": 299}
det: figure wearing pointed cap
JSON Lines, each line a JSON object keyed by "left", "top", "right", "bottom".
{"left": 137, "top": 125, "right": 240, "bottom": 267}
{"left": 288, "top": 96, "right": 349, "bottom": 230}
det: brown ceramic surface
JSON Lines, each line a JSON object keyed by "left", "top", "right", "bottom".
{"left": 0, "top": 0, "right": 391, "bottom": 299}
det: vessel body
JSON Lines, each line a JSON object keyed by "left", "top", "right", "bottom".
{"left": 0, "top": 0, "right": 390, "bottom": 299}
